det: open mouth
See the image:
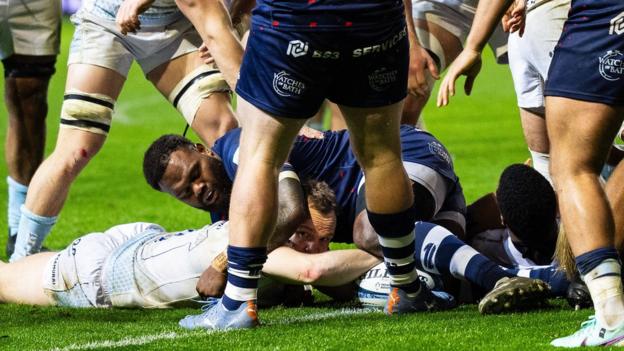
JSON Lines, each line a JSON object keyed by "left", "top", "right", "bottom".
{"left": 203, "top": 188, "right": 217, "bottom": 207}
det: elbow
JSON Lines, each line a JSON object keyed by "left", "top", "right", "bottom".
{"left": 299, "top": 261, "right": 325, "bottom": 284}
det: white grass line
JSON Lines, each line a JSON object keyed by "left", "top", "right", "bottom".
{"left": 48, "top": 308, "right": 378, "bottom": 351}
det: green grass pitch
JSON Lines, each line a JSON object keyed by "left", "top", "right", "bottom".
{"left": 0, "top": 19, "right": 596, "bottom": 350}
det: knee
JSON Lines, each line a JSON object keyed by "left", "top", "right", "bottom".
{"left": 353, "top": 212, "right": 382, "bottom": 258}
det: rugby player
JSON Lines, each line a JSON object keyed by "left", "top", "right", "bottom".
{"left": 506, "top": 0, "right": 570, "bottom": 184}
{"left": 143, "top": 125, "right": 467, "bottom": 246}
{"left": 9, "top": 0, "right": 239, "bottom": 262}
{"left": 402, "top": 0, "right": 509, "bottom": 124}
{"left": 1, "top": 0, "right": 61, "bottom": 256}
{"left": 0, "top": 199, "right": 379, "bottom": 308}
{"left": 174, "top": 0, "right": 452, "bottom": 330}
{"left": 437, "top": 0, "right": 624, "bottom": 346}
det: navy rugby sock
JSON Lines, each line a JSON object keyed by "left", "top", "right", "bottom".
{"left": 368, "top": 204, "right": 421, "bottom": 295}
{"left": 413, "top": 222, "right": 511, "bottom": 291}
{"left": 221, "top": 245, "right": 267, "bottom": 311}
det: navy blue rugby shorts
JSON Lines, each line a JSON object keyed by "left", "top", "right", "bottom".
{"left": 236, "top": 19, "right": 409, "bottom": 119}
{"left": 545, "top": 0, "right": 624, "bottom": 105}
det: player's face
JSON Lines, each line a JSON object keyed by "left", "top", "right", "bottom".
{"left": 159, "top": 146, "right": 232, "bottom": 213}
{"left": 288, "top": 206, "right": 336, "bottom": 254}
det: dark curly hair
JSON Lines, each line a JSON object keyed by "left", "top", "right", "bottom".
{"left": 143, "top": 134, "right": 195, "bottom": 190}
{"left": 496, "top": 164, "right": 558, "bottom": 245}
{"left": 304, "top": 179, "right": 337, "bottom": 215}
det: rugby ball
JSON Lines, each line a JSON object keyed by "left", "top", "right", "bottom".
{"left": 356, "top": 262, "right": 441, "bottom": 308}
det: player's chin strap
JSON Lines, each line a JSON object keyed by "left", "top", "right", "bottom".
{"left": 183, "top": 124, "right": 190, "bottom": 137}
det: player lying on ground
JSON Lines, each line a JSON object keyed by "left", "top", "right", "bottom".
{"left": 143, "top": 132, "right": 561, "bottom": 316}
{"left": 9, "top": 0, "right": 242, "bottom": 262}
{"left": 144, "top": 124, "right": 467, "bottom": 247}
{"left": 0, "top": 182, "right": 380, "bottom": 308}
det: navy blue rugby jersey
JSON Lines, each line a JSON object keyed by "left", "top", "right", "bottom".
{"left": 208, "top": 126, "right": 458, "bottom": 232}
{"left": 252, "top": 0, "right": 405, "bottom": 30}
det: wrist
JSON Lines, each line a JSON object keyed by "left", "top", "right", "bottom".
{"left": 211, "top": 251, "right": 228, "bottom": 273}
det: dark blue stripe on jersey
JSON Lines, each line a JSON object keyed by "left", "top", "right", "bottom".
{"left": 227, "top": 273, "right": 261, "bottom": 289}
{"left": 381, "top": 241, "right": 416, "bottom": 260}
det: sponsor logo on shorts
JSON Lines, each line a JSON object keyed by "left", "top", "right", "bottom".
{"left": 352, "top": 27, "right": 407, "bottom": 57}
{"left": 312, "top": 50, "right": 340, "bottom": 59}
{"left": 428, "top": 141, "right": 452, "bottom": 165}
{"left": 610, "top": 11, "right": 624, "bottom": 35}
{"left": 598, "top": 50, "right": 624, "bottom": 81}
{"left": 273, "top": 71, "right": 306, "bottom": 97}
{"left": 368, "top": 67, "right": 398, "bottom": 92}
{"left": 286, "top": 40, "right": 309, "bottom": 58}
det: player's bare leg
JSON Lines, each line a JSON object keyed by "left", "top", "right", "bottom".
{"left": 3, "top": 55, "right": 55, "bottom": 255}
{"left": 401, "top": 19, "right": 462, "bottom": 125}
{"left": 547, "top": 97, "right": 624, "bottom": 331}
{"left": 339, "top": 101, "right": 455, "bottom": 314}
{"left": 12, "top": 64, "right": 125, "bottom": 261}
{"left": 606, "top": 161, "right": 624, "bottom": 251}
{"left": 0, "top": 252, "right": 55, "bottom": 305}
{"left": 179, "top": 97, "right": 306, "bottom": 330}
{"left": 520, "top": 108, "right": 551, "bottom": 184}
{"left": 147, "top": 51, "right": 237, "bottom": 146}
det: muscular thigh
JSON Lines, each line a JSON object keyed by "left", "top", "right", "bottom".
{"left": 547, "top": 97, "right": 624, "bottom": 171}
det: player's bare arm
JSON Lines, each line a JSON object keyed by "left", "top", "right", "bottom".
{"left": 437, "top": 0, "right": 516, "bottom": 107}
{"left": 175, "top": 0, "right": 244, "bottom": 89}
{"left": 263, "top": 247, "right": 380, "bottom": 286}
{"left": 403, "top": 0, "right": 439, "bottom": 97}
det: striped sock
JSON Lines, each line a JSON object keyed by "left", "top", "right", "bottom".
{"left": 221, "top": 245, "right": 267, "bottom": 311}
{"left": 576, "top": 248, "right": 624, "bottom": 328}
{"left": 413, "top": 222, "right": 511, "bottom": 291}
{"left": 368, "top": 205, "right": 421, "bottom": 295}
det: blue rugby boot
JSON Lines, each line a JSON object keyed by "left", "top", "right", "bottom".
{"left": 551, "top": 316, "right": 624, "bottom": 347}
{"left": 384, "top": 286, "right": 456, "bottom": 315}
{"left": 179, "top": 298, "right": 259, "bottom": 330}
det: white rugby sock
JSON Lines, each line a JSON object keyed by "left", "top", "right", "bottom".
{"left": 583, "top": 259, "right": 624, "bottom": 329}
{"left": 529, "top": 149, "right": 552, "bottom": 186}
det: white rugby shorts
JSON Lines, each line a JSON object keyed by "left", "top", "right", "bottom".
{"left": 411, "top": 0, "right": 508, "bottom": 70}
{"left": 68, "top": 12, "right": 202, "bottom": 76}
{"left": 508, "top": 0, "right": 571, "bottom": 109}
{"left": 0, "top": 0, "right": 61, "bottom": 59}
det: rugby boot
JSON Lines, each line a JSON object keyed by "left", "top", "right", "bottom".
{"left": 384, "top": 286, "right": 456, "bottom": 315}
{"left": 478, "top": 276, "right": 550, "bottom": 314}
{"left": 566, "top": 278, "right": 593, "bottom": 310}
{"left": 551, "top": 316, "right": 624, "bottom": 347}
{"left": 179, "top": 298, "right": 259, "bottom": 330}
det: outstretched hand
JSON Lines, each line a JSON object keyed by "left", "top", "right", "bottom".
{"left": 116, "top": 0, "right": 155, "bottom": 35}
{"left": 436, "top": 48, "right": 482, "bottom": 107}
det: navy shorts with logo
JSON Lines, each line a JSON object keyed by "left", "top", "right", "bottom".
{"left": 235, "top": 15, "right": 408, "bottom": 119}
{"left": 544, "top": 0, "right": 624, "bottom": 105}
